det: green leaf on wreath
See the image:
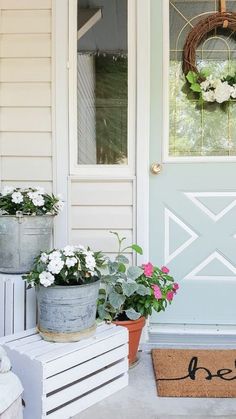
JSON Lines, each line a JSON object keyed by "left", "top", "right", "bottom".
{"left": 190, "top": 83, "right": 202, "bottom": 93}
{"left": 186, "top": 71, "right": 198, "bottom": 84}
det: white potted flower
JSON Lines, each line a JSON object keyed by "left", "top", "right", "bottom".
{"left": 0, "top": 186, "right": 63, "bottom": 274}
{"left": 23, "top": 246, "right": 105, "bottom": 342}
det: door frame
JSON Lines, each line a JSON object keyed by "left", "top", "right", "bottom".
{"left": 136, "top": 0, "right": 151, "bottom": 264}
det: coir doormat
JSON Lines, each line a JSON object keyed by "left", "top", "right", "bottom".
{"left": 152, "top": 349, "right": 236, "bottom": 398}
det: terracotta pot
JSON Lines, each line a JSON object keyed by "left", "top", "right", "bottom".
{"left": 113, "top": 316, "right": 146, "bottom": 365}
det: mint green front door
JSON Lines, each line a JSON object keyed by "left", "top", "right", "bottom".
{"left": 149, "top": 0, "right": 236, "bottom": 325}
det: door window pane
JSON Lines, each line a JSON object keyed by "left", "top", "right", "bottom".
{"left": 169, "top": 0, "right": 236, "bottom": 157}
{"left": 77, "top": 0, "right": 128, "bottom": 164}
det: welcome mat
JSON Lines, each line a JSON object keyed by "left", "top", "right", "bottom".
{"left": 152, "top": 349, "right": 236, "bottom": 398}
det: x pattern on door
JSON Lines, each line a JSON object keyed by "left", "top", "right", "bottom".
{"left": 164, "top": 192, "right": 236, "bottom": 280}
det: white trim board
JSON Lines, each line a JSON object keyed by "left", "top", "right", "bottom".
{"left": 136, "top": 0, "right": 150, "bottom": 263}
{"left": 52, "top": 0, "right": 69, "bottom": 247}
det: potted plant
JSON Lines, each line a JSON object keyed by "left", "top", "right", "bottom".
{"left": 0, "top": 186, "right": 63, "bottom": 273}
{"left": 23, "top": 245, "right": 105, "bottom": 342}
{"left": 97, "top": 233, "right": 179, "bottom": 365}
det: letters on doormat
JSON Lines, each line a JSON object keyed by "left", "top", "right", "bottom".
{"left": 152, "top": 349, "right": 236, "bottom": 398}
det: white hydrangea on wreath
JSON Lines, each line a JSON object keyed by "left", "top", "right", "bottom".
{"left": 183, "top": 0, "right": 236, "bottom": 105}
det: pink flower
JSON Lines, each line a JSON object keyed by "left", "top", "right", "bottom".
{"left": 166, "top": 291, "right": 174, "bottom": 301}
{"left": 173, "top": 283, "right": 179, "bottom": 293}
{"left": 142, "top": 262, "right": 154, "bottom": 277}
{"left": 152, "top": 284, "right": 162, "bottom": 300}
{"left": 161, "top": 266, "right": 169, "bottom": 274}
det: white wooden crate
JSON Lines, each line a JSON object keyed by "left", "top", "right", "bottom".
{"left": 0, "top": 324, "right": 129, "bottom": 419}
{"left": 0, "top": 274, "right": 36, "bottom": 337}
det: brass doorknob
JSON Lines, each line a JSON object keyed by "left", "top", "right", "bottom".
{"left": 150, "top": 163, "right": 162, "bottom": 175}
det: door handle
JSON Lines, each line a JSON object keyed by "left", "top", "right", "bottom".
{"left": 150, "top": 163, "right": 162, "bottom": 175}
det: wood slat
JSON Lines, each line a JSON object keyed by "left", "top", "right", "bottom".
{"left": 72, "top": 206, "right": 133, "bottom": 229}
{"left": 0, "top": 132, "right": 52, "bottom": 156}
{"left": 0, "top": 281, "right": 5, "bottom": 337}
{"left": 0, "top": 58, "right": 51, "bottom": 82}
{"left": 13, "top": 279, "right": 25, "bottom": 333}
{"left": 1, "top": 10, "right": 51, "bottom": 34}
{"left": 0, "top": 107, "right": 51, "bottom": 132}
{"left": 1, "top": 157, "right": 52, "bottom": 181}
{"left": 71, "top": 180, "right": 133, "bottom": 206}
{"left": 0, "top": 34, "right": 51, "bottom": 58}
{"left": 46, "top": 374, "right": 128, "bottom": 419}
{"left": 70, "top": 229, "right": 133, "bottom": 252}
{"left": 4, "top": 280, "right": 14, "bottom": 336}
{"left": 0, "top": 0, "right": 51, "bottom": 9}
{"left": 0, "top": 83, "right": 51, "bottom": 107}
{"left": 45, "top": 360, "right": 128, "bottom": 412}
{"left": 44, "top": 344, "right": 128, "bottom": 394}
{"left": 43, "top": 328, "right": 128, "bottom": 378}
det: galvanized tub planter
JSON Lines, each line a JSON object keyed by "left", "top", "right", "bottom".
{"left": 0, "top": 214, "right": 54, "bottom": 274}
{"left": 36, "top": 280, "right": 100, "bottom": 342}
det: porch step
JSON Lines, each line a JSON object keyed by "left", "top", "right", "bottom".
{"left": 142, "top": 323, "right": 236, "bottom": 349}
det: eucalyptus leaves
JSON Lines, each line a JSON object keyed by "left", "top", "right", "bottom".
{"left": 186, "top": 71, "right": 236, "bottom": 104}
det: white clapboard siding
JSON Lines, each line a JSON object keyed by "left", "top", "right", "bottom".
{"left": 0, "top": 58, "right": 51, "bottom": 82}
{"left": 72, "top": 206, "right": 133, "bottom": 229}
{"left": 0, "top": 83, "right": 51, "bottom": 107}
{"left": 1, "top": 181, "right": 53, "bottom": 193}
{"left": 1, "top": 10, "right": 51, "bottom": 34}
{"left": 71, "top": 180, "right": 133, "bottom": 205}
{"left": 71, "top": 229, "right": 133, "bottom": 252}
{"left": 2, "top": 157, "right": 52, "bottom": 181}
{"left": 0, "top": 107, "right": 51, "bottom": 132}
{"left": 0, "top": 133, "right": 52, "bottom": 156}
{"left": 0, "top": 275, "right": 36, "bottom": 337}
{"left": 0, "top": 0, "right": 51, "bottom": 9}
{"left": 0, "top": 35, "right": 51, "bottom": 58}
{"left": 2, "top": 325, "right": 128, "bottom": 419}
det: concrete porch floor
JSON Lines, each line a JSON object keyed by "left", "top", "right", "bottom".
{"left": 75, "top": 352, "right": 236, "bottom": 419}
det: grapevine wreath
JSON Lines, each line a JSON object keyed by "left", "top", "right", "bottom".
{"left": 183, "top": 0, "right": 236, "bottom": 104}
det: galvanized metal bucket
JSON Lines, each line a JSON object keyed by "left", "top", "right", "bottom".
{"left": 0, "top": 215, "right": 54, "bottom": 274}
{"left": 36, "top": 280, "right": 100, "bottom": 342}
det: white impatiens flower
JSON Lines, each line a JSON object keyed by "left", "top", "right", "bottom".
{"left": 32, "top": 195, "right": 44, "bottom": 207}
{"left": 48, "top": 258, "right": 64, "bottom": 274}
{"left": 39, "top": 271, "right": 55, "bottom": 287}
{"left": 202, "top": 90, "right": 215, "bottom": 102}
{"left": 85, "top": 251, "right": 96, "bottom": 272}
{"left": 65, "top": 257, "right": 77, "bottom": 268}
{"left": 63, "top": 245, "right": 75, "bottom": 257}
{"left": 49, "top": 250, "right": 61, "bottom": 261}
{"left": 28, "top": 191, "right": 45, "bottom": 207}
{"left": 11, "top": 192, "right": 23, "bottom": 204}
{"left": 40, "top": 252, "right": 49, "bottom": 263}
{"left": 200, "top": 79, "right": 211, "bottom": 91}
{"left": 1, "top": 186, "right": 14, "bottom": 196}
{"left": 214, "top": 81, "right": 232, "bottom": 103}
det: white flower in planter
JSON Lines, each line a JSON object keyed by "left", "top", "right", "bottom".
{"left": 48, "top": 258, "right": 64, "bottom": 275}
{"left": 39, "top": 271, "right": 55, "bottom": 287}
{"left": 35, "top": 186, "right": 45, "bottom": 194}
{"left": 63, "top": 245, "right": 75, "bottom": 256}
{"left": 49, "top": 251, "right": 61, "bottom": 261}
{"left": 65, "top": 257, "right": 77, "bottom": 268}
{"left": 1, "top": 186, "right": 14, "bottom": 196}
{"left": 85, "top": 252, "right": 96, "bottom": 272}
{"left": 11, "top": 192, "right": 23, "bottom": 204}
{"left": 40, "top": 252, "right": 49, "bottom": 263}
